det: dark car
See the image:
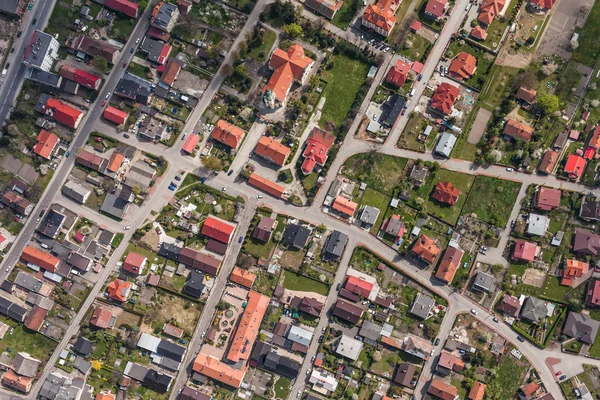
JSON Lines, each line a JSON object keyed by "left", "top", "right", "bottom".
{"left": 123, "top": 134, "right": 130, "bottom": 139}
{"left": 174, "top": 175, "right": 181, "bottom": 181}
{"left": 336, "top": 283, "right": 341, "bottom": 291}
{"left": 17, "top": 31, "right": 22, "bottom": 38}
{"left": 238, "top": 236, "right": 243, "bottom": 244}
{"left": 32, "top": 18, "right": 37, "bottom": 24}
{"left": 418, "top": 74, "right": 423, "bottom": 81}
{"left": 38, "top": 209, "right": 45, "bottom": 218}
{"left": 129, "top": 48, "right": 134, "bottom": 54}
{"left": 434, "top": 338, "right": 440, "bottom": 346}
{"left": 10, "top": 48, "right": 14, "bottom": 54}
{"left": 227, "top": 170, "right": 233, "bottom": 176}
{"left": 517, "top": 336, "right": 525, "bottom": 342}
{"left": 318, "top": 335, "right": 324, "bottom": 343}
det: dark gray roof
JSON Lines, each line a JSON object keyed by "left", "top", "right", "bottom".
{"left": 381, "top": 94, "right": 405, "bottom": 127}
{"left": 73, "top": 336, "right": 93, "bottom": 355}
{"left": 73, "top": 356, "right": 91, "bottom": 374}
{"left": 472, "top": 271, "right": 496, "bottom": 292}
{"left": 152, "top": 1, "right": 178, "bottom": 29}
{"left": 183, "top": 270, "right": 205, "bottom": 298}
{"left": 67, "top": 252, "right": 92, "bottom": 271}
{"left": 563, "top": 311, "right": 600, "bottom": 345}
{"left": 0, "top": 280, "right": 14, "bottom": 293}
{"left": 23, "top": 30, "right": 55, "bottom": 69}
{"left": 140, "top": 37, "right": 167, "bottom": 63}
{"left": 143, "top": 369, "right": 173, "bottom": 393}
{"left": 283, "top": 224, "right": 310, "bottom": 249}
{"left": 157, "top": 340, "right": 185, "bottom": 362}
{"left": 15, "top": 271, "right": 43, "bottom": 293}
{"left": 180, "top": 386, "right": 211, "bottom": 400}
{"left": 100, "top": 191, "right": 129, "bottom": 219}
{"left": 27, "top": 68, "right": 62, "bottom": 88}
{"left": 323, "top": 230, "right": 348, "bottom": 260}
{"left": 7, "top": 302, "right": 27, "bottom": 322}
{"left": 115, "top": 72, "right": 153, "bottom": 104}
{"left": 98, "top": 230, "right": 115, "bottom": 247}
{"left": 158, "top": 242, "right": 182, "bottom": 261}
{"left": 0, "top": 0, "right": 22, "bottom": 15}
{"left": 408, "top": 293, "right": 435, "bottom": 319}
{"left": 39, "top": 209, "right": 65, "bottom": 238}
{"left": 520, "top": 296, "right": 547, "bottom": 322}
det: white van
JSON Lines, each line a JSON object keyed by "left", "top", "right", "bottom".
{"left": 409, "top": 89, "right": 415, "bottom": 97}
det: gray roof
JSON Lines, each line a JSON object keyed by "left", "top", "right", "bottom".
{"left": 563, "top": 312, "right": 600, "bottom": 345}
{"left": 359, "top": 206, "right": 380, "bottom": 225}
{"left": 408, "top": 293, "right": 435, "bottom": 319}
{"left": 39, "top": 372, "right": 89, "bottom": 400}
{"left": 124, "top": 171, "right": 152, "bottom": 192}
{"left": 410, "top": 165, "right": 428, "bottom": 182}
{"left": 358, "top": 320, "right": 383, "bottom": 341}
{"left": 98, "top": 230, "right": 115, "bottom": 247}
{"left": 124, "top": 361, "right": 150, "bottom": 382}
{"left": 472, "top": 271, "right": 496, "bottom": 292}
{"left": 334, "top": 335, "right": 364, "bottom": 361}
{"left": 25, "top": 292, "right": 54, "bottom": 310}
{"left": 520, "top": 296, "right": 548, "bottom": 322}
{"left": 0, "top": 0, "right": 22, "bottom": 15}
{"left": 15, "top": 271, "right": 43, "bottom": 293}
{"left": 73, "top": 356, "right": 91, "bottom": 374}
{"left": 13, "top": 352, "right": 41, "bottom": 377}
{"left": 62, "top": 180, "right": 91, "bottom": 203}
{"left": 434, "top": 132, "right": 456, "bottom": 158}
{"left": 130, "top": 161, "right": 156, "bottom": 178}
{"left": 152, "top": 1, "right": 178, "bottom": 29}
{"left": 140, "top": 36, "right": 169, "bottom": 64}
{"left": 287, "top": 325, "right": 313, "bottom": 347}
{"left": 100, "top": 191, "right": 129, "bottom": 219}
{"left": 26, "top": 68, "right": 62, "bottom": 88}
{"left": 323, "top": 230, "right": 348, "bottom": 260}
{"left": 283, "top": 224, "right": 310, "bottom": 249}
{"left": 67, "top": 252, "right": 92, "bottom": 271}
{"left": 23, "top": 30, "right": 57, "bottom": 69}
{"left": 527, "top": 213, "right": 549, "bottom": 236}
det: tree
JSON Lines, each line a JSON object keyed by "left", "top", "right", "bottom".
{"left": 91, "top": 56, "right": 108, "bottom": 73}
{"left": 283, "top": 23, "right": 303, "bottom": 38}
{"left": 221, "top": 64, "right": 234, "bottom": 78}
{"left": 6, "top": 124, "right": 20, "bottom": 137}
{"left": 132, "top": 184, "right": 142, "bottom": 196}
{"left": 91, "top": 360, "right": 102, "bottom": 371}
{"left": 201, "top": 155, "right": 222, "bottom": 171}
{"left": 541, "top": 63, "right": 557, "bottom": 76}
{"left": 570, "top": 40, "right": 579, "bottom": 50}
{"left": 512, "top": 71, "right": 538, "bottom": 91}
{"left": 537, "top": 93, "right": 559, "bottom": 114}
{"left": 139, "top": 0, "right": 148, "bottom": 9}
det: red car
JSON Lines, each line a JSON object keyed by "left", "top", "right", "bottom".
{"left": 101, "top": 100, "right": 106, "bottom": 107}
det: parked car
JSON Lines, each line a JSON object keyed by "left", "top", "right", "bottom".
{"left": 32, "top": 18, "right": 37, "bottom": 24}
{"left": 434, "top": 338, "right": 440, "bottom": 345}
{"left": 101, "top": 100, "right": 106, "bottom": 107}
{"left": 238, "top": 236, "right": 243, "bottom": 244}
{"left": 130, "top": 48, "right": 134, "bottom": 54}
{"left": 492, "top": 317, "right": 499, "bottom": 323}
{"left": 168, "top": 185, "right": 175, "bottom": 191}
{"left": 470, "top": 309, "right": 478, "bottom": 315}
{"left": 517, "top": 336, "right": 525, "bottom": 342}
{"left": 174, "top": 175, "right": 181, "bottom": 181}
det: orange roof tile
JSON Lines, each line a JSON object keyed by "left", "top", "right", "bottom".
{"left": 227, "top": 291, "right": 270, "bottom": 363}
{"left": 504, "top": 119, "right": 533, "bottom": 142}
{"left": 230, "top": 267, "right": 256, "bottom": 288}
{"left": 470, "top": 26, "right": 488, "bottom": 40}
{"left": 362, "top": 0, "right": 398, "bottom": 34}
{"left": 247, "top": 173, "right": 285, "bottom": 198}
{"left": 386, "top": 59, "right": 411, "bottom": 87}
{"left": 411, "top": 234, "right": 440, "bottom": 264}
{"left": 332, "top": 196, "right": 357, "bottom": 217}
{"left": 33, "top": 130, "right": 59, "bottom": 159}
{"left": 431, "top": 181, "right": 459, "bottom": 206}
{"left": 539, "top": 150, "right": 558, "bottom": 174}
{"left": 469, "top": 382, "right": 486, "bottom": 400}
{"left": 516, "top": 87, "right": 537, "bottom": 103}
{"left": 428, "top": 378, "right": 458, "bottom": 400}
{"left": 431, "top": 83, "right": 459, "bottom": 114}
{"left": 255, "top": 136, "right": 291, "bottom": 166}
{"left": 263, "top": 45, "right": 313, "bottom": 102}
{"left": 435, "top": 246, "right": 464, "bottom": 283}
{"left": 107, "top": 152, "right": 124, "bottom": 173}
{"left": 448, "top": 52, "right": 477, "bottom": 80}
{"left": 107, "top": 279, "right": 131, "bottom": 302}
{"left": 211, "top": 120, "right": 245, "bottom": 149}
{"left": 192, "top": 353, "right": 246, "bottom": 388}
{"left": 562, "top": 259, "right": 589, "bottom": 286}
{"left": 182, "top": 133, "right": 199, "bottom": 154}
{"left": 3, "top": 369, "right": 32, "bottom": 393}
{"left": 478, "top": 0, "right": 505, "bottom": 25}
{"left": 202, "top": 216, "right": 235, "bottom": 244}
{"left": 21, "top": 245, "right": 60, "bottom": 272}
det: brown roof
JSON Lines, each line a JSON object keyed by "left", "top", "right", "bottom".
{"left": 435, "top": 246, "right": 464, "bottom": 283}
{"left": 516, "top": 87, "right": 537, "bottom": 103}
{"left": 538, "top": 150, "right": 558, "bottom": 174}
{"left": 2, "top": 369, "right": 32, "bottom": 393}
{"left": 252, "top": 216, "right": 276, "bottom": 242}
{"left": 411, "top": 235, "right": 440, "bottom": 264}
{"left": 504, "top": 119, "right": 533, "bottom": 142}
{"left": 211, "top": 120, "right": 245, "bottom": 149}
{"left": 469, "top": 382, "right": 486, "bottom": 400}
{"left": 497, "top": 294, "right": 520, "bottom": 317}
{"left": 428, "top": 378, "right": 458, "bottom": 400}
{"left": 160, "top": 57, "right": 183, "bottom": 86}
{"left": 90, "top": 306, "right": 113, "bottom": 329}
{"left": 333, "top": 299, "right": 362, "bottom": 324}
{"left": 393, "top": 363, "right": 416, "bottom": 387}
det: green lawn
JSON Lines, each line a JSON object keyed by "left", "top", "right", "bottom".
{"left": 445, "top": 40, "right": 493, "bottom": 89}
{"left": 424, "top": 169, "right": 474, "bottom": 225}
{"left": 0, "top": 316, "right": 56, "bottom": 363}
{"left": 357, "top": 187, "right": 392, "bottom": 233}
{"left": 244, "top": 236, "right": 276, "bottom": 259}
{"left": 110, "top": 16, "right": 136, "bottom": 43}
{"left": 398, "top": 112, "right": 439, "bottom": 152}
{"left": 319, "top": 54, "right": 369, "bottom": 128}
{"left": 553, "top": 60, "right": 582, "bottom": 105}
{"left": 274, "top": 376, "right": 291, "bottom": 399}
{"left": 124, "top": 243, "right": 165, "bottom": 266}
{"left": 478, "top": 65, "right": 520, "bottom": 110}
{"left": 247, "top": 29, "right": 277, "bottom": 61}
{"left": 331, "top": 0, "right": 360, "bottom": 28}
{"left": 573, "top": 0, "right": 600, "bottom": 66}
{"left": 282, "top": 270, "right": 329, "bottom": 296}
{"left": 480, "top": 0, "right": 519, "bottom": 48}
{"left": 127, "top": 62, "right": 149, "bottom": 79}
{"left": 399, "top": 32, "right": 432, "bottom": 63}
{"left": 461, "top": 176, "right": 521, "bottom": 227}
{"left": 489, "top": 346, "right": 530, "bottom": 398}
{"left": 342, "top": 153, "right": 408, "bottom": 194}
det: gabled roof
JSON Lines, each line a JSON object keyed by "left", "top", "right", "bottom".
{"left": 512, "top": 239, "right": 539, "bottom": 262}
{"left": 21, "top": 246, "right": 60, "bottom": 272}
{"left": 230, "top": 267, "right": 256, "bottom": 288}
{"left": 436, "top": 246, "right": 464, "bottom": 283}
{"left": 478, "top": 0, "right": 506, "bottom": 25}
{"left": 90, "top": 306, "right": 113, "bottom": 329}
{"left": 332, "top": 196, "right": 357, "bottom": 216}
{"left": 504, "top": 119, "right": 533, "bottom": 142}
{"left": 362, "top": 0, "right": 398, "bottom": 34}
{"left": 107, "top": 152, "right": 125, "bottom": 173}
{"left": 530, "top": 0, "right": 555, "bottom": 9}
{"left": 497, "top": 294, "right": 520, "bottom": 316}
{"left": 538, "top": 150, "right": 558, "bottom": 174}
{"left": 386, "top": 59, "right": 410, "bottom": 87}
{"left": 588, "top": 279, "right": 600, "bottom": 306}
{"left": 431, "top": 83, "right": 459, "bottom": 114}
{"left": 516, "top": 87, "right": 537, "bottom": 103}
{"left": 227, "top": 291, "right": 270, "bottom": 363}
{"left": 428, "top": 378, "right": 458, "bottom": 400}
{"left": 160, "top": 57, "right": 183, "bottom": 86}
{"left": 431, "top": 181, "right": 459, "bottom": 206}
{"left": 248, "top": 173, "right": 285, "bottom": 198}
{"left": 469, "top": 382, "right": 486, "bottom": 400}
{"left": 182, "top": 133, "right": 199, "bottom": 154}
{"left": 264, "top": 45, "right": 313, "bottom": 102}
{"left": 535, "top": 187, "right": 560, "bottom": 211}
{"left": 211, "top": 120, "right": 245, "bottom": 149}
{"left": 564, "top": 154, "right": 586, "bottom": 179}
{"left": 574, "top": 228, "right": 600, "bottom": 255}
{"left": 103, "top": 106, "right": 128, "bottom": 125}
{"left": 123, "top": 252, "right": 146, "bottom": 275}
{"left": 344, "top": 275, "right": 373, "bottom": 298}
{"left": 448, "top": 52, "right": 477, "bottom": 80}
{"left": 470, "top": 26, "right": 488, "bottom": 40}
{"left": 301, "top": 127, "right": 335, "bottom": 174}
{"left": 192, "top": 354, "right": 246, "bottom": 388}
{"left": 255, "top": 136, "right": 291, "bottom": 166}
{"left": 107, "top": 279, "right": 130, "bottom": 302}
{"left": 411, "top": 234, "right": 440, "bottom": 264}
{"left": 105, "top": 0, "right": 139, "bottom": 17}
{"left": 201, "top": 215, "right": 235, "bottom": 243}
{"left": 43, "top": 98, "right": 83, "bottom": 129}
{"left": 562, "top": 259, "right": 589, "bottom": 286}
{"left": 333, "top": 299, "right": 363, "bottom": 324}
{"left": 425, "top": 0, "right": 447, "bottom": 17}
{"left": 33, "top": 130, "right": 59, "bottom": 159}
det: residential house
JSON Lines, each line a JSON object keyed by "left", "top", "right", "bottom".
{"left": 431, "top": 83, "right": 459, "bottom": 114}
{"left": 230, "top": 267, "right": 256, "bottom": 289}
{"left": 90, "top": 306, "right": 114, "bottom": 329}
{"left": 255, "top": 136, "right": 291, "bottom": 166}
{"left": 2, "top": 191, "right": 32, "bottom": 216}
{"left": 123, "top": 252, "right": 147, "bottom": 275}
{"left": 410, "top": 164, "right": 428, "bottom": 187}
{"left": 32, "top": 130, "right": 59, "bottom": 159}
{"left": 334, "top": 335, "right": 363, "bottom": 361}
{"left": 42, "top": 98, "right": 83, "bottom": 129}
{"left": 39, "top": 372, "right": 93, "bottom": 399}
{"left": 304, "top": 0, "right": 344, "bottom": 18}
{"left": 436, "top": 351, "right": 465, "bottom": 376}
{"left": 573, "top": 228, "right": 600, "bottom": 256}
{"left": 100, "top": 191, "right": 130, "bottom": 220}
{"left": 323, "top": 230, "right": 348, "bottom": 261}
{"left": 150, "top": 1, "right": 180, "bottom": 32}
{"left": 249, "top": 341, "right": 301, "bottom": 379}
{"left": 564, "top": 155, "right": 586, "bottom": 180}
{"left": 263, "top": 45, "right": 314, "bottom": 108}
{"left": 332, "top": 299, "right": 363, "bottom": 324}
{"left": 408, "top": 293, "right": 435, "bottom": 319}
{"left": 587, "top": 279, "right": 600, "bottom": 307}
{"left": 13, "top": 352, "right": 41, "bottom": 378}
{"left": 361, "top": 0, "right": 399, "bottom": 37}
{"left": 66, "top": 34, "right": 118, "bottom": 64}
{"left": 516, "top": 87, "right": 537, "bottom": 105}
{"left": 301, "top": 127, "right": 335, "bottom": 174}
{"left": 472, "top": 271, "right": 496, "bottom": 293}
{"left": 252, "top": 216, "right": 277, "bottom": 243}
{"left": 107, "top": 279, "right": 131, "bottom": 302}
{"left": 402, "top": 335, "right": 432, "bottom": 360}
{"left": 478, "top": 0, "right": 506, "bottom": 26}
{"left": 428, "top": 378, "right": 458, "bottom": 400}
{"left": 503, "top": 119, "right": 533, "bottom": 142}
{"left": 382, "top": 214, "right": 405, "bottom": 243}
{"left": 183, "top": 270, "right": 206, "bottom": 298}
{"left": 202, "top": 216, "right": 235, "bottom": 244}
{"left": 62, "top": 180, "right": 91, "bottom": 204}
{"left": 308, "top": 369, "right": 338, "bottom": 395}
{"left": 283, "top": 224, "right": 310, "bottom": 249}
{"left": 103, "top": 106, "right": 128, "bottom": 125}
{"left": 192, "top": 354, "right": 246, "bottom": 388}
{"left": 535, "top": 187, "right": 561, "bottom": 211}
{"left": 469, "top": 382, "right": 487, "bottom": 400}
{"left": 114, "top": 72, "right": 154, "bottom": 105}
{"left": 563, "top": 311, "right": 600, "bottom": 344}
{"left": 358, "top": 205, "right": 380, "bottom": 230}
{"left": 2, "top": 369, "right": 32, "bottom": 393}
{"left": 76, "top": 149, "right": 106, "bottom": 171}
{"left": 180, "top": 387, "right": 211, "bottom": 400}
{"left": 182, "top": 133, "right": 199, "bottom": 154}
{"left": 470, "top": 26, "right": 488, "bottom": 40}
{"left": 139, "top": 37, "right": 172, "bottom": 65}
{"left": 344, "top": 275, "right": 373, "bottom": 298}
{"left": 393, "top": 363, "right": 416, "bottom": 388}
{"left": 411, "top": 234, "right": 440, "bottom": 264}
{"left": 59, "top": 65, "right": 101, "bottom": 90}
{"left": 512, "top": 239, "right": 540, "bottom": 262}
{"left": 432, "top": 181, "right": 459, "bottom": 206}
{"left": 538, "top": 150, "right": 558, "bottom": 175}
{"left": 529, "top": 0, "right": 555, "bottom": 11}
{"left": 580, "top": 197, "right": 600, "bottom": 221}
{"left": 66, "top": 252, "right": 92, "bottom": 272}
{"left": 331, "top": 196, "right": 358, "bottom": 217}
{"left": 561, "top": 259, "right": 589, "bottom": 287}
{"left": 434, "top": 132, "right": 457, "bottom": 158}
{"left": 436, "top": 246, "right": 464, "bottom": 283}
{"left": 211, "top": 120, "right": 245, "bottom": 149}
{"left": 386, "top": 59, "right": 411, "bottom": 87}
{"left": 247, "top": 173, "right": 286, "bottom": 198}
{"left": 160, "top": 57, "right": 183, "bottom": 87}
{"left": 0, "top": 1, "right": 25, "bottom": 17}
{"left": 104, "top": 0, "right": 140, "bottom": 17}
{"left": 448, "top": 52, "right": 477, "bottom": 80}
{"left": 21, "top": 246, "right": 59, "bottom": 272}
{"left": 23, "top": 30, "right": 60, "bottom": 72}
{"left": 424, "top": 0, "right": 447, "bottom": 19}
{"left": 526, "top": 213, "right": 549, "bottom": 236}
{"left": 520, "top": 296, "right": 548, "bottom": 323}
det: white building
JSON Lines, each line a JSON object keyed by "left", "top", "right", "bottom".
{"left": 334, "top": 335, "right": 363, "bottom": 361}
{"left": 23, "top": 30, "right": 60, "bottom": 72}
{"left": 309, "top": 369, "right": 338, "bottom": 395}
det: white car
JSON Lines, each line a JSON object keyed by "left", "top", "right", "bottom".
{"left": 124, "top": 226, "right": 131, "bottom": 230}
{"left": 135, "top": 38, "right": 140, "bottom": 44}
{"left": 506, "top": 167, "right": 514, "bottom": 172}
{"left": 471, "top": 309, "right": 478, "bottom": 315}
{"left": 105, "top": 92, "right": 111, "bottom": 99}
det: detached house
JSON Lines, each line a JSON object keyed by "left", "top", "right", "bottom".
{"left": 503, "top": 119, "right": 533, "bottom": 142}
{"left": 202, "top": 216, "right": 235, "bottom": 244}
{"left": 386, "top": 60, "right": 411, "bottom": 87}
{"left": 516, "top": 86, "right": 537, "bottom": 106}
{"left": 411, "top": 234, "right": 440, "bottom": 264}
{"left": 478, "top": 0, "right": 506, "bottom": 26}
{"left": 361, "top": 0, "right": 399, "bottom": 37}
{"left": 2, "top": 192, "right": 33, "bottom": 216}
{"left": 535, "top": 187, "right": 560, "bottom": 211}
{"left": 304, "top": 0, "right": 344, "bottom": 18}
{"left": 150, "top": 1, "right": 180, "bottom": 32}
{"left": 32, "top": 130, "right": 59, "bottom": 160}
{"left": 561, "top": 259, "right": 589, "bottom": 287}
{"left": 42, "top": 98, "right": 83, "bottom": 129}
{"left": 254, "top": 136, "right": 291, "bottom": 166}
{"left": 564, "top": 154, "right": 586, "bottom": 180}
{"left": 574, "top": 228, "right": 600, "bottom": 256}
{"left": 448, "top": 52, "right": 477, "bottom": 81}
{"left": 580, "top": 197, "right": 600, "bottom": 221}
{"left": 263, "top": 45, "right": 314, "bottom": 108}
{"left": 123, "top": 252, "right": 147, "bottom": 275}
{"left": 431, "top": 181, "right": 459, "bottom": 206}
{"left": 436, "top": 246, "right": 464, "bottom": 283}
{"left": 211, "top": 120, "right": 245, "bottom": 150}
{"left": 301, "top": 127, "right": 335, "bottom": 174}
{"left": 529, "top": 0, "right": 555, "bottom": 12}
{"left": 431, "top": 83, "right": 459, "bottom": 115}
{"left": 104, "top": 0, "right": 140, "bottom": 18}
{"left": 424, "top": 0, "right": 447, "bottom": 19}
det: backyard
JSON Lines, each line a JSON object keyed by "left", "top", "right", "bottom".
{"left": 397, "top": 112, "right": 439, "bottom": 152}
{"left": 247, "top": 28, "right": 277, "bottom": 61}
{"left": 420, "top": 169, "right": 475, "bottom": 226}
{"left": 573, "top": 0, "right": 600, "bottom": 66}
{"left": 282, "top": 270, "right": 329, "bottom": 296}
{"left": 331, "top": 0, "right": 360, "bottom": 28}
{"left": 0, "top": 316, "right": 56, "bottom": 362}
{"left": 319, "top": 54, "right": 370, "bottom": 129}
{"left": 445, "top": 39, "right": 494, "bottom": 89}
{"left": 341, "top": 153, "right": 408, "bottom": 194}
{"left": 461, "top": 176, "right": 521, "bottom": 227}
{"left": 357, "top": 187, "right": 392, "bottom": 233}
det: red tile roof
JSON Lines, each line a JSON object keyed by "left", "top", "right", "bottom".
{"left": 516, "top": 87, "right": 537, "bottom": 103}
{"left": 478, "top": 0, "right": 506, "bottom": 25}
{"left": 436, "top": 246, "right": 464, "bottom": 283}
{"left": 163, "top": 323, "right": 184, "bottom": 339}
{"left": 425, "top": 0, "right": 447, "bottom": 18}
{"left": 332, "top": 196, "right": 358, "bottom": 217}
{"left": 90, "top": 306, "right": 113, "bottom": 329}
{"left": 123, "top": 252, "right": 146, "bottom": 275}
{"left": 230, "top": 267, "right": 256, "bottom": 288}
{"left": 428, "top": 378, "right": 458, "bottom": 400}
{"left": 448, "top": 52, "right": 477, "bottom": 80}
{"left": 538, "top": 150, "right": 558, "bottom": 174}
{"left": 107, "top": 152, "right": 124, "bottom": 173}
{"left": 470, "top": 26, "right": 488, "bottom": 40}
{"left": 431, "top": 83, "right": 459, "bottom": 114}
{"left": 504, "top": 119, "right": 534, "bottom": 142}
{"left": 193, "top": 354, "right": 246, "bottom": 388}
{"left": 21, "top": 246, "right": 60, "bottom": 272}
{"left": 564, "top": 154, "right": 586, "bottom": 179}
{"left": 512, "top": 239, "right": 539, "bottom": 262}
{"left": 3, "top": 369, "right": 32, "bottom": 393}
{"left": 530, "top": 0, "right": 555, "bottom": 9}
{"left": 386, "top": 59, "right": 411, "bottom": 87}
{"left": 43, "top": 98, "right": 83, "bottom": 129}
{"left": 107, "top": 279, "right": 131, "bottom": 302}
{"left": 562, "top": 259, "right": 589, "bottom": 287}
{"left": 182, "top": 133, "right": 200, "bottom": 154}
{"left": 211, "top": 120, "right": 245, "bottom": 149}
{"left": 362, "top": 0, "right": 399, "bottom": 34}
{"left": 301, "top": 127, "right": 335, "bottom": 174}
{"left": 227, "top": 291, "right": 270, "bottom": 363}
{"left": 410, "top": 20, "right": 422, "bottom": 31}
{"left": 33, "top": 130, "right": 59, "bottom": 159}
{"left": 202, "top": 216, "right": 235, "bottom": 244}
{"left": 105, "top": 0, "right": 139, "bottom": 18}
{"left": 247, "top": 173, "right": 285, "bottom": 198}
{"left": 587, "top": 279, "right": 600, "bottom": 306}
{"left": 469, "top": 382, "right": 487, "bottom": 400}
{"left": 535, "top": 187, "right": 560, "bottom": 211}
{"left": 264, "top": 45, "right": 313, "bottom": 102}
{"left": 160, "top": 58, "right": 182, "bottom": 86}
{"left": 103, "top": 106, "right": 128, "bottom": 125}
{"left": 59, "top": 65, "right": 102, "bottom": 90}
{"left": 255, "top": 136, "right": 291, "bottom": 166}
{"left": 411, "top": 234, "right": 440, "bottom": 264}
{"left": 431, "top": 181, "right": 459, "bottom": 206}
{"left": 148, "top": 26, "right": 170, "bottom": 41}
{"left": 24, "top": 305, "right": 47, "bottom": 331}
{"left": 344, "top": 275, "right": 373, "bottom": 298}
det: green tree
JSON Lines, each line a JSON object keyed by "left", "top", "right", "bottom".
{"left": 92, "top": 56, "right": 108, "bottom": 73}
{"left": 201, "top": 155, "right": 223, "bottom": 171}
{"left": 283, "top": 23, "right": 303, "bottom": 38}
{"left": 537, "top": 93, "right": 559, "bottom": 114}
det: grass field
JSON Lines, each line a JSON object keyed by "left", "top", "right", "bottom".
{"left": 398, "top": 33, "right": 432, "bottom": 63}
{"left": 398, "top": 112, "right": 439, "bottom": 152}
{"left": 282, "top": 270, "right": 329, "bottom": 296}
{"left": 0, "top": 316, "right": 56, "bottom": 362}
{"left": 490, "top": 346, "right": 530, "bottom": 397}
{"left": 342, "top": 153, "right": 408, "bottom": 194}
{"left": 478, "top": 65, "right": 520, "bottom": 110}
{"left": 480, "top": 0, "right": 519, "bottom": 47}
{"left": 319, "top": 55, "right": 369, "bottom": 128}
{"left": 420, "top": 169, "right": 475, "bottom": 225}
{"left": 573, "top": 0, "right": 600, "bottom": 66}
{"left": 331, "top": 0, "right": 360, "bottom": 28}
{"left": 358, "top": 187, "right": 392, "bottom": 233}
{"left": 445, "top": 40, "right": 494, "bottom": 89}
{"left": 461, "top": 176, "right": 521, "bottom": 227}
{"left": 247, "top": 29, "right": 277, "bottom": 61}
{"left": 274, "top": 376, "right": 291, "bottom": 399}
